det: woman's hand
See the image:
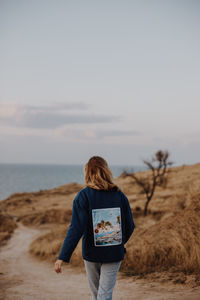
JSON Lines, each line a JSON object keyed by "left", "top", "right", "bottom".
{"left": 54, "top": 259, "right": 63, "bottom": 273}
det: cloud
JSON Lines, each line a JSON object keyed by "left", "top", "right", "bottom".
{"left": 96, "top": 130, "right": 141, "bottom": 138}
{"left": 53, "top": 128, "right": 141, "bottom": 140}
{"left": 19, "top": 112, "right": 120, "bottom": 128}
{"left": 27, "top": 102, "right": 89, "bottom": 112}
{"left": 0, "top": 102, "right": 120, "bottom": 128}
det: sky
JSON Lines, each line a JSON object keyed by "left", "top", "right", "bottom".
{"left": 0, "top": 0, "right": 200, "bottom": 166}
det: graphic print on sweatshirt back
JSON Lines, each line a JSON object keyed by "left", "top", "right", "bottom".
{"left": 92, "top": 207, "right": 122, "bottom": 246}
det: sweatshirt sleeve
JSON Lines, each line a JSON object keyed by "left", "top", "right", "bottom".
{"left": 57, "top": 191, "right": 89, "bottom": 263}
{"left": 122, "top": 192, "right": 135, "bottom": 244}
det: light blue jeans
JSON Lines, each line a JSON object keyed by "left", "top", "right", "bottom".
{"left": 84, "top": 259, "right": 122, "bottom": 300}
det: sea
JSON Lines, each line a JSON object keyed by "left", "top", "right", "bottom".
{"left": 0, "top": 163, "right": 146, "bottom": 201}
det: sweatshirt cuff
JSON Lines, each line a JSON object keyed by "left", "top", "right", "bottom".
{"left": 57, "top": 254, "right": 70, "bottom": 263}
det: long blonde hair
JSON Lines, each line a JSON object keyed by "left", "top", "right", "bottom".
{"left": 84, "top": 156, "right": 120, "bottom": 191}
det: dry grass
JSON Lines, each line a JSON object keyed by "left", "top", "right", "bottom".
{"left": 4, "top": 182, "right": 83, "bottom": 201}
{"left": 17, "top": 208, "right": 72, "bottom": 226}
{"left": 0, "top": 213, "right": 18, "bottom": 246}
{"left": 29, "top": 224, "right": 83, "bottom": 266}
{"left": 121, "top": 189, "right": 200, "bottom": 275}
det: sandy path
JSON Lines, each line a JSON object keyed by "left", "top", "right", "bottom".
{"left": 0, "top": 223, "right": 200, "bottom": 300}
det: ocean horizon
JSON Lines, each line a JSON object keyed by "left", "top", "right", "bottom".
{"left": 0, "top": 162, "right": 146, "bottom": 201}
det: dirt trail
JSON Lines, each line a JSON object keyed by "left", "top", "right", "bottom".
{"left": 0, "top": 223, "right": 200, "bottom": 300}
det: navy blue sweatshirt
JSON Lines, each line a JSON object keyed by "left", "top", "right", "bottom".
{"left": 57, "top": 186, "right": 135, "bottom": 263}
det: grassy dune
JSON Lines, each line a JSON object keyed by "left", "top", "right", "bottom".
{"left": 0, "top": 213, "right": 18, "bottom": 245}
{"left": 29, "top": 225, "right": 83, "bottom": 266}
{"left": 121, "top": 190, "right": 200, "bottom": 275}
{"left": 1, "top": 163, "right": 200, "bottom": 280}
{"left": 17, "top": 208, "right": 72, "bottom": 226}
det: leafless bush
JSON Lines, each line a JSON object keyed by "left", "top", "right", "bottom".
{"left": 123, "top": 150, "right": 173, "bottom": 215}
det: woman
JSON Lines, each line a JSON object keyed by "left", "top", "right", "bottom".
{"left": 54, "top": 156, "right": 135, "bottom": 300}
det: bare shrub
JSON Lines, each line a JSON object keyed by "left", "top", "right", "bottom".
{"left": 122, "top": 150, "right": 173, "bottom": 215}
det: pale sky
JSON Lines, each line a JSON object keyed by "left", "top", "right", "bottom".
{"left": 0, "top": 0, "right": 200, "bottom": 166}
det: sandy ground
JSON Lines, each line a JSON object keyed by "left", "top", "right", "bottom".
{"left": 0, "top": 223, "right": 200, "bottom": 300}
